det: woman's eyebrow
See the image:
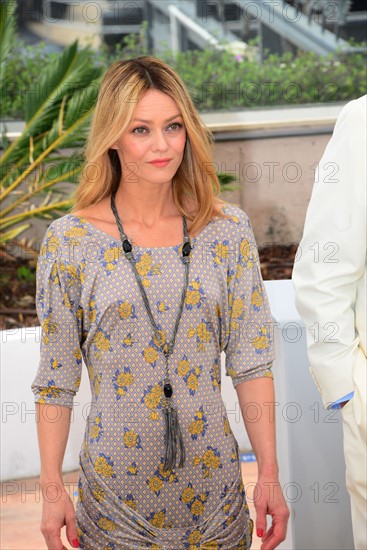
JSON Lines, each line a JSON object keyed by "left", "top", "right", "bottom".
{"left": 131, "top": 114, "right": 183, "bottom": 123}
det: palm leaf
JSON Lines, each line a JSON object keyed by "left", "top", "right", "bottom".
{"left": 0, "top": 7, "right": 103, "bottom": 247}
{"left": 0, "top": 1, "right": 16, "bottom": 105}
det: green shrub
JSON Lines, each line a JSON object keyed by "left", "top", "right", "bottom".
{"left": 1, "top": 28, "right": 366, "bottom": 120}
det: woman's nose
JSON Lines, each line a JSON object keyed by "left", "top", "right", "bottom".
{"left": 152, "top": 131, "right": 169, "bottom": 151}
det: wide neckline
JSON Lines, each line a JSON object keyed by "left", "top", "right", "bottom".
{"left": 67, "top": 213, "right": 203, "bottom": 250}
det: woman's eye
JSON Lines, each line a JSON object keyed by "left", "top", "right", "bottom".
{"left": 132, "top": 127, "right": 147, "bottom": 134}
{"left": 168, "top": 123, "right": 182, "bottom": 131}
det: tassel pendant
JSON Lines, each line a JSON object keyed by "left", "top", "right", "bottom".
{"left": 162, "top": 397, "right": 186, "bottom": 472}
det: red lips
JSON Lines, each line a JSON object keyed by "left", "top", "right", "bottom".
{"left": 148, "top": 158, "right": 172, "bottom": 166}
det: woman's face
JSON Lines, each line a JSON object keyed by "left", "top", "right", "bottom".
{"left": 111, "top": 89, "right": 187, "bottom": 187}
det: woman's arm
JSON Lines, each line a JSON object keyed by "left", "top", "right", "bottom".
{"left": 36, "top": 403, "right": 79, "bottom": 550}
{"left": 236, "top": 377, "right": 289, "bottom": 550}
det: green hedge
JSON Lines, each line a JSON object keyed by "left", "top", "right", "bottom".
{"left": 1, "top": 31, "right": 366, "bottom": 120}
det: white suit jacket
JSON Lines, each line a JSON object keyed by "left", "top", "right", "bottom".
{"left": 292, "top": 95, "right": 367, "bottom": 408}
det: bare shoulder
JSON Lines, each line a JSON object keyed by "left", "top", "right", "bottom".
{"left": 73, "top": 196, "right": 113, "bottom": 222}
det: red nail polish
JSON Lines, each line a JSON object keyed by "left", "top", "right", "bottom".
{"left": 72, "top": 539, "right": 79, "bottom": 548}
{"left": 257, "top": 529, "right": 264, "bottom": 538}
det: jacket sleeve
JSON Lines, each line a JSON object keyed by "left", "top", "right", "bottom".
{"left": 224, "top": 211, "right": 274, "bottom": 388}
{"left": 31, "top": 221, "right": 84, "bottom": 409}
{"left": 292, "top": 96, "right": 367, "bottom": 407}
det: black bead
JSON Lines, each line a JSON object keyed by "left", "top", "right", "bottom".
{"left": 164, "top": 383, "right": 173, "bottom": 398}
{"left": 182, "top": 242, "right": 191, "bottom": 257}
{"left": 123, "top": 239, "right": 132, "bottom": 253}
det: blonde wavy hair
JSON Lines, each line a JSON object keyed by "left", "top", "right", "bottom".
{"left": 71, "top": 56, "right": 231, "bottom": 237}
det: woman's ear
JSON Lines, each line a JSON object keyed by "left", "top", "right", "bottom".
{"left": 110, "top": 142, "right": 118, "bottom": 151}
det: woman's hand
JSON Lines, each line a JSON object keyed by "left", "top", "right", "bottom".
{"left": 254, "top": 475, "right": 289, "bottom": 550}
{"left": 40, "top": 480, "right": 79, "bottom": 550}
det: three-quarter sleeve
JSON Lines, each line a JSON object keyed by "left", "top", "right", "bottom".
{"left": 31, "top": 222, "right": 83, "bottom": 409}
{"left": 224, "top": 212, "right": 274, "bottom": 387}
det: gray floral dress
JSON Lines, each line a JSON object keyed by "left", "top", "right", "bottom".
{"left": 31, "top": 203, "right": 274, "bottom": 550}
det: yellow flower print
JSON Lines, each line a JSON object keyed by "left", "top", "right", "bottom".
{"left": 42, "top": 232, "right": 59, "bottom": 255}
{"left": 202, "top": 541, "right": 220, "bottom": 549}
{"left": 189, "top": 406, "right": 209, "bottom": 440}
{"left": 62, "top": 292, "right": 72, "bottom": 310}
{"left": 127, "top": 462, "right": 138, "bottom": 476}
{"left": 77, "top": 306, "right": 83, "bottom": 321}
{"left": 158, "top": 462, "right": 177, "bottom": 483}
{"left": 97, "top": 517, "right": 118, "bottom": 531}
{"left": 186, "top": 289, "right": 201, "bottom": 307}
{"left": 188, "top": 321, "right": 212, "bottom": 352}
{"left": 145, "top": 392, "right": 161, "bottom": 409}
{"left": 64, "top": 227, "right": 88, "bottom": 239}
{"left": 187, "top": 373, "right": 198, "bottom": 392}
{"left": 143, "top": 346, "right": 158, "bottom": 364}
{"left": 151, "top": 329, "right": 166, "bottom": 350}
{"left": 41, "top": 315, "right": 58, "bottom": 345}
{"left": 94, "top": 373, "right": 102, "bottom": 396}
{"left": 48, "top": 262, "right": 59, "bottom": 285}
{"left": 190, "top": 498, "right": 204, "bottom": 517}
{"left": 101, "top": 245, "right": 121, "bottom": 273}
{"left": 38, "top": 384, "right": 62, "bottom": 400}
{"left": 193, "top": 455, "right": 201, "bottom": 467}
{"left": 63, "top": 263, "right": 78, "bottom": 281}
{"left": 188, "top": 530, "right": 202, "bottom": 544}
{"left": 251, "top": 288, "right": 263, "bottom": 311}
{"left": 232, "top": 297, "right": 245, "bottom": 319}
{"left": 117, "top": 372, "right": 134, "bottom": 389}
{"left": 239, "top": 238, "right": 253, "bottom": 267}
{"left": 151, "top": 384, "right": 162, "bottom": 397}
{"left": 92, "top": 485, "right": 105, "bottom": 503}
{"left": 252, "top": 326, "right": 270, "bottom": 354}
{"left": 189, "top": 419, "right": 205, "bottom": 436}
{"left": 51, "top": 358, "right": 62, "bottom": 370}
{"left": 213, "top": 241, "right": 229, "bottom": 265}
{"left": 136, "top": 252, "right": 161, "bottom": 277}
{"left": 103, "top": 246, "right": 120, "bottom": 263}
{"left": 141, "top": 384, "right": 163, "bottom": 419}
{"left": 78, "top": 486, "right": 84, "bottom": 502}
{"left": 118, "top": 301, "right": 132, "bottom": 319}
{"left": 94, "top": 330, "right": 111, "bottom": 351}
{"left": 223, "top": 416, "right": 231, "bottom": 436}
{"left": 89, "top": 299, "right": 97, "bottom": 323}
{"left": 94, "top": 454, "right": 116, "bottom": 478}
{"left": 181, "top": 486, "right": 195, "bottom": 503}
{"left": 123, "top": 429, "right": 139, "bottom": 448}
{"left": 203, "top": 449, "right": 221, "bottom": 469}
{"left": 194, "top": 446, "right": 223, "bottom": 478}
{"left": 229, "top": 214, "right": 240, "bottom": 224}
{"left": 197, "top": 322, "right": 211, "bottom": 342}
{"left": 148, "top": 475, "right": 164, "bottom": 494}
{"left": 177, "top": 359, "right": 190, "bottom": 377}
{"left": 157, "top": 300, "right": 169, "bottom": 312}
{"left": 149, "top": 510, "right": 166, "bottom": 528}
{"left": 122, "top": 495, "right": 137, "bottom": 510}
{"left": 90, "top": 424, "right": 101, "bottom": 440}
{"left": 235, "top": 263, "right": 244, "bottom": 281}
{"left": 136, "top": 253, "right": 152, "bottom": 276}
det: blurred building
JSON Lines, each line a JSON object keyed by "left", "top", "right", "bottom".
{"left": 17, "top": 0, "right": 367, "bottom": 55}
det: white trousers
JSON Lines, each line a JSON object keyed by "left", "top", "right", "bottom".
{"left": 341, "top": 351, "right": 367, "bottom": 550}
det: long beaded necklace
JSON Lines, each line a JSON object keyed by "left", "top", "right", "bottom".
{"left": 110, "top": 190, "right": 192, "bottom": 472}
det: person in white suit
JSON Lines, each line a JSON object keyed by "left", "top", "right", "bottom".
{"left": 292, "top": 95, "right": 366, "bottom": 549}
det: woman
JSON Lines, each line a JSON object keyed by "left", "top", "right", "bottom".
{"left": 32, "top": 57, "right": 289, "bottom": 550}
